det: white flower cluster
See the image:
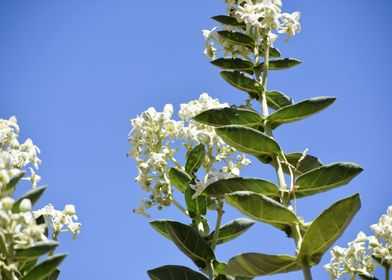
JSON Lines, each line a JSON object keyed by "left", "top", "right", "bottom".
{"left": 0, "top": 197, "right": 47, "bottom": 273}
{"left": 370, "top": 206, "right": 392, "bottom": 265}
{"left": 33, "top": 204, "right": 81, "bottom": 240}
{"left": 325, "top": 206, "right": 392, "bottom": 279}
{"left": 324, "top": 232, "right": 376, "bottom": 279}
{"left": 203, "top": 0, "right": 301, "bottom": 59}
{"left": 0, "top": 117, "right": 41, "bottom": 190}
{"left": 128, "top": 93, "right": 251, "bottom": 216}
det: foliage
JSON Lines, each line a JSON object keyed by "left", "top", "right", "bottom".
{"left": 0, "top": 117, "right": 81, "bottom": 280}
{"left": 128, "top": 0, "right": 363, "bottom": 279}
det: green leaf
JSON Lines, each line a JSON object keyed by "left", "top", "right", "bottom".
{"left": 271, "top": 153, "right": 323, "bottom": 176}
{"left": 150, "top": 220, "right": 171, "bottom": 240}
{"left": 267, "top": 97, "right": 336, "bottom": 128}
{"left": 5, "top": 170, "right": 25, "bottom": 192}
{"left": 212, "top": 15, "right": 246, "bottom": 28}
{"left": 12, "top": 186, "right": 46, "bottom": 213}
{"left": 294, "top": 162, "right": 363, "bottom": 198}
{"left": 45, "top": 269, "right": 60, "bottom": 280}
{"left": 215, "top": 125, "right": 281, "bottom": 159}
{"left": 298, "top": 194, "right": 361, "bottom": 265}
{"left": 202, "top": 178, "right": 279, "bottom": 200}
{"left": 185, "top": 186, "right": 207, "bottom": 218}
{"left": 194, "top": 107, "right": 263, "bottom": 128}
{"left": 265, "top": 91, "right": 294, "bottom": 111}
{"left": 226, "top": 192, "right": 297, "bottom": 233}
{"left": 169, "top": 168, "right": 191, "bottom": 193}
{"left": 164, "top": 221, "right": 215, "bottom": 268}
{"left": 217, "top": 31, "right": 255, "bottom": 49}
{"left": 206, "top": 218, "right": 255, "bottom": 245}
{"left": 15, "top": 241, "right": 59, "bottom": 260}
{"left": 220, "top": 71, "right": 263, "bottom": 99}
{"left": 256, "top": 58, "right": 302, "bottom": 71}
{"left": 20, "top": 254, "right": 67, "bottom": 280}
{"left": 211, "top": 58, "right": 254, "bottom": 74}
{"left": 259, "top": 45, "right": 281, "bottom": 58}
{"left": 226, "top": 253, "right": 301, "bottom": 277}
{"left": 185, "top": 144, "right": 206, "bottom": 176}
{"left": 147, "top": 265, "right": 209, "bottom": 280}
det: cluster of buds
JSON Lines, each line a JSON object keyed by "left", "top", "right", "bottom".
{"left": 128, "top": 93, "right": 251, "bottom": 216}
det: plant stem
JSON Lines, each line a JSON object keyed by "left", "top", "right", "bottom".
{"left": 385, "top": 265, "right": 390, "bottom": 280}
{"left": 301, "top": 260, "right": 313, "bottom": 280}
{"left": 172, "top": 198, "right": 189, "bottom": 217}
{"left": 211, "top": 199, "right": 224, "bottom": 251}
{"left": 207, "top": 261, "right": 215, "bottom": 280}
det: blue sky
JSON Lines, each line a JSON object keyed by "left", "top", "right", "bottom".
{"left": 1, "top": 0, "right": 392, "bottom": 279}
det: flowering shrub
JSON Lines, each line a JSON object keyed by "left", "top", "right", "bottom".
{"left": 0, "top": 117, "right": 80, "bottom": 280}
{"left": 128, "top": 0, "right": 369, "bottom": 279}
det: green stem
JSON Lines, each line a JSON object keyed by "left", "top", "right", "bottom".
{"left": 385, "top": 265, "right": 390, "bottom": 280}
{"left": 211, "top": 199, "right": 224, "bottom": 251}
{"left": 207, "top": 261, "right": 215, "bottom": 280}
{"left": 172, "top": 198, "right": 189, "bottom": 217}
{"left": 301, "top": 260, "right": 313, "bottom": 280}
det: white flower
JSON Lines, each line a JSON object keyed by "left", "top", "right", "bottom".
{"left": 19, "top": 199, "right": 32, "bottom": 212}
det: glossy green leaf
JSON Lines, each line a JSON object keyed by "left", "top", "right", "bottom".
{"left": 194, "top": 107, "right": 263, "bottom": 128}
{"left": 226, "top": 192, "right": 297, "bottom": 232}
{"left": 169, "top": 168, "right": 191, "bottom": 193}
{"left": 20, "top": 254, "right": 67, "bottom": 280}
{"left": 298, "top": 194, "right": 361, "bottom": 265}
{"left": 265, "top": 91, "right": 294, "bottom": 111}
{"left": 211, "top": 58, "right": 254, "bottom": 73}
{"left": 202, "top": 178, "right": 279, "bottom": 200}
{"left": 164, "top": 221, "right": 215, "bottom": 267}
{"left": 226, "top": 253, "right": 301, "bottom": 277}
{"left": 220, "top": 71, "right": 262, "bottom": 99}
{"left": 12, "top": 186, "right": 46, "bottom": 213}
{"left": 185, "top": 144, "right": 206, "bottom": 176}
{"left": 185, "top": 186, "right": 207, "bottom": 218}
{"left": 147, "top": 265, "right": 209, "bottom": 280}
{"left": 271, "top": 153, "right": 323, "bottom": 176}
{"left": 15, "top": 241, "right": 59, "bottom": 260}
{"left": 256, "top": 58, "right": 302, "bottom": 71}
{"left": 215, "top": 125, "right": 281, "bottom": 158}
{"left": 217, "top": 31, "right": 255, "bottom": 48}
{"left": 150, "top": 220, "right": 171, "bottom": 240}
{"left": 4, "top": 170, "right": 25, "bottom": 192}
{"left": 295, "top": 163, "right": 363, "bottom": 198}
{"left": 212, "top": 15, "right": 246, "bottom": 28}
{"left": 267, "top": 97, "right": 336, "bottom": 128}
{"left": 206, "top": 218, "right": 255, "bottom": 245}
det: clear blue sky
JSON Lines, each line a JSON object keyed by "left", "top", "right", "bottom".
{"left": 1, "top": 0, "right": 391, "bottom": 279}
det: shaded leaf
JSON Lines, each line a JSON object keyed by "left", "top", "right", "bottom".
{"left": 259, "top": 45, "right": 281, "bottom": 58}
{"left": 185, "top": 144, "right": 206, "bottom": 176}
{"left": 271, "top": 153, "right": 323, "bottom": 176}
{"left": 295, "top": 163, "right": 363, "bottom": 198}
{"left": 194, "top": 107, "right": 263, "bottom": 128}
{"left": 202, "top": 178, "right": 279, "bottom": 200}
{"left": 20, "top": 254, "right": 67, "bottom": 280}
{"left": 267, "top": 97, "right": 336, "bottom": 128}
{"left": 15, "top": 241, "right": 59, "bottom": 260}
{"left": 5, "top": 171, "right": 25, "bottom": 192}
{"left": 169, "top": 168, "right": 191, "bottom": 193}
{"left": 226, "top": 253, "right": 301, "bottom": 277}
{"left": 13, "top": 186, "right": 46, "bottom": 213}
{"left": 265, "top": 91, "right": 294, "bottom": 111}
{"left": 256, "top": 58, "right": 302, "bottom": 71}
{"left": 211, "top": 58, "right": 254, "bottom": 74}
{"left": 206, "top": 218, "right": 255, "bottom": 245}
{"left": 164, "top": 221, "right": 215, "bottom": 268}
{"left": 226, "top": 192, "right": 297, "bottom": 232}
{"left": 215, "top": 125, "right": 281, "bottom": 158}
{"left": 150, "top": 220, "right": 171, "bottom": 240}
{"left": 185, "top": 186, "right": 207, "bottom": 218}
{"left": 147, "top": 265, "right": 209, "bottom": 280}
{"left": 217, "top": 31, "right": 255, "bottom": 48}
{"left": 45, "top": 269, "right": 60, "bottom": 280}
{"left": 212, "top": 15, "right": 246, "bottom": 28}
{"left": 220, "top": 71, "right": 262, "bottom": 98}
{"left": 298, "top": 194, "right": 361, "bottom": 265}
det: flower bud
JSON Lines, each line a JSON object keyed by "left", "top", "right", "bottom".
{"left": 19, "top": 199, "right": 32, "bottom": 212}
{"left": 64, "top": 204, "right": 76, "bottom": 216}
{"left": 1, "top": 197, "right": 14, "bottom": 211}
